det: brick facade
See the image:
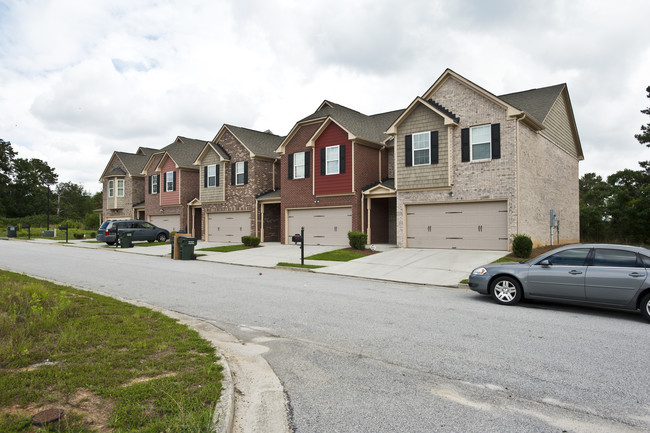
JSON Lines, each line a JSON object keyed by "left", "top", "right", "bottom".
{"left": 102, "top": 156, "right": 145, "bottom": 221}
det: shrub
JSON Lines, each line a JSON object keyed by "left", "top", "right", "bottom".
{"left": 512, "top": 234, "right": 533, "bottom": 258}
{"left": 73, "top": 233, "right": 84, "bottom": 239}
{"left": 241, "top": 236, "right": 260, "bottom": 247}
{"left": 347, "top": 231, "right": 367, "bottom": 250}
{"left": 88, "top": 231, "right": 95, "bottom": 238}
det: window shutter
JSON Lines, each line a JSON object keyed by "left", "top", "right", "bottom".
{"left": 305, "top": 151, "right": 310, "bottom": 178}
{"left": 405, "top": 134, "right": 412, "bottom": 167}
{"left": 461, "top": 128, "right": 470, "bottom": 162}
{"left": 244, "top": 161, "right": 249, "bottom": 184}
{"left": 215, "top": 165, "right": 220, "bottom": 186}
{"left": 339, "top": 145, "right": 345, "bottom": 174}
{"left": 320, "top": 148, "right": 326, "bottom": 175}
{"left": 163, "top": 174, "right": 166, "bottom": 192}
{"left": 156, "top": 174, "right": 160, "bottom": 192}
{"left": 204, "top": 166, "right": 208, "bottom": 188}
{"left": 288, "top": 153, "right": 294, "bottom": 180}
{"left": 148, "top": 175, "right": 152, "bottom": 194}
{"left": 431, "top": 131, "right": 439, "bottom": 164}
{"left": 231, "top": 163, "right": 235, "bottom": 185}
{"left": 491, "top": 123, "right": 501, "bottom": 159}
{"left": 173, "top": 171, "right": 177, "bottom": 191}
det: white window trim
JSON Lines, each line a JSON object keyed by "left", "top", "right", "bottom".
{"left": 117, "top": 179, "right": 124, "bottom": 197}
{"left": 166, "top": 171, "right": 174, "bottom": 191}
{"left": 152, "top": 175, "right": 159, "bottom": 194}
{"left": 235, "top": 161, "right": 245, "bottom": 185}
{"left": 207, "top": 164, "right": 217, "bottom": 187}
{"left": 412, "top": 132, "right": 431, "bottom": 166}
{"left": 470, "top": 124, "right": 492, "bottom": 162}
{"left": 294, "top": 152, "right": 305, "bottom": 179}
{"left": 325, "top": 145, "right": 340, "bottom": 175}
{"left": 108, "top": 180, "right": 114, "bottom": 198}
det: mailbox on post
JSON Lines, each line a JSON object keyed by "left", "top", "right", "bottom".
{"left": 23, "top": 224, "right": 31, "bottom": 240}
{"left": 59, "top": 224, "right": 69, "bottom": 243}
{"left": 291, "top": 234, "right": 302, "bottom": 243}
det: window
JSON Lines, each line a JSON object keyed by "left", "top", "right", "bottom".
{"left": 207, "top": 164, "right": 217, "bottom": 187}
{"left": 108, "top": 180, "right": 114, "bottom": 198}
{"left": 165, "top": 171, "right": 174, "bottom": 192}
{"left": 412, "top": 132, "right": 431, "bottom": 166}
{"left": 593, "top": 249, "right": 639, "bottom": 268}
{"left": 326, "top": 145, "right": 340, "bottom": 175}
{"left": 236, "top": 162, "right": 245, "bottom": 185}
{"left": 542, "top": 248, "right": 590, "bottom": 266}
{"left": 294, "top": 152, "right": 305, "bottom": 179}
{"left": 117, "top": 179, "right": 124, "bottom": 197}
{"left": 151, "top": 175, "right": 159, "bottom": 194}
{"left": 470, "top": 125, "right": 491, "bottom": 161}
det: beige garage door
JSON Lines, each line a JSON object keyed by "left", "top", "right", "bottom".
{"left": 208, "top": 212, "right": 251, "bottom": 243}
{"left": 150, "top": 214, "right": 181, "bottom": 232}
{"left": 287, "top": 207, "right": 352, "bottom": 246}
{"left": 405, "top": 201, "right": 508, "bottom": 250}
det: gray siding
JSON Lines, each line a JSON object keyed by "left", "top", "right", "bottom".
{"left": 199, "top": 151, "right": 225, "bottom": 203}
{"left": 542, "top": 92, "right": 579, "bottom": 158}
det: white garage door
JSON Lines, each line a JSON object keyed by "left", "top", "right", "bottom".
{"left": 405, "top": 201, "right": 508, "bottom": 250}
{"left": 288, "top": 207, "right": 352, "bottom": 246}
{"left": 208, "top": 212, "right": 251, "bottom": 243}
{"left": 150, "top": 214, "right": 181, "bottom": 232}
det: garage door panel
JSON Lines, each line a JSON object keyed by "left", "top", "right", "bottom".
{"left": 150, "top": 215, "right": 181, "bottom": 232}
{"left": 288, "top": 208, "right": 351, "bottom": 246}
{"left": 208, "top": 212, "right": 251, "bottom": 243}
{"left": 406, "top": 202, "right": 507, "bottom": 250}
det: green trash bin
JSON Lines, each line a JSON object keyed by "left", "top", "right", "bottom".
{"left": 7, "top": 226, "right": 17, "bottom": 238}
{"left": 170, "top": 234, "right": 175, "bottom": 259}
{"left": 118, "top": 231, "right": 133, "bottom": 248}
{"left": 178, "top": 237, "right": 197, "bottom": 260}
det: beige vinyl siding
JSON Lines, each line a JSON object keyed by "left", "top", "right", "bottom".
{"left": 395, "top": 104, "right": 449, "bottom": 190}
{"left": 200, "top": 151, "right": 225, "bottom": 203}
{"left": 541, "top": 92, "right": 579, "bottom": 158}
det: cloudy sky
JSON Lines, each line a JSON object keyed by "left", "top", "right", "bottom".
{"left": 1, "top": 0, "right": 649, "bottom": 194}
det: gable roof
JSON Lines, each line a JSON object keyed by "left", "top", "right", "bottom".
{"left": 386, "top": 97, "right": 459, "bottom": 135}
{"left": 158, "top": 136, "right": 210, "bottom": 170}
{"left": 212, "top": 124, "right": 284, "bottom": 160}
{"left": 99, "top": 150, "right": 152, "bottom": 181}
{"left": 499, "top": 84, "right": 567, "bottom": 125}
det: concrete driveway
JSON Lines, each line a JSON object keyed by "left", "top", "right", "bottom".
{"left": 313, "top": 247, "right": 507, "bottom": 287}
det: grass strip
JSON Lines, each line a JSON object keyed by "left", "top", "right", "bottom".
{"left": 276, "top": 262, "right": 325, "bottom": 269}
{"left": 198, "top": 245, "right": 251, "bottom": 253}
{"left": 305, "top": 249, "right": 367, "bottom": 262}
{"left": 0, "top": 270, "right": 223, "bottom": 433}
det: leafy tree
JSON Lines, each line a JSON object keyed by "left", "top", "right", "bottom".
{"left": 0, "top": 139, "right": 17, "bottom": 216}
{"left": 5, "top": 157, "right": 58, "bottom": 217}
{"left": 579, "top": 173, "right": 611, "bottom": 242}
{"left": 55, "top": 181, "right": 93, "bottom": 220}
{"left": 606, "top": 167, "right": 650, "bottom": 244}
{"left": 635, "top": 85, "right": 650, "bottom": 147}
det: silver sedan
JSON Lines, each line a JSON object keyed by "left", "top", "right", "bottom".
{"left": 468, "top": 244, "right": 650, "bottom": 322}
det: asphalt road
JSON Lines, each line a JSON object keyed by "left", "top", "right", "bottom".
{"left": 2, "top": 240, "right": 649, "bottom": 432}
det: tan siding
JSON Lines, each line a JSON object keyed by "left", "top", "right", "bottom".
{"left": 199, "top": 151, "right": 225, "bottom": 203}
{"left": 542, "top": 93, "right": 578, "bottom": 158}
{"left": 395, "top": 104, "right": 449, "bottom": 190}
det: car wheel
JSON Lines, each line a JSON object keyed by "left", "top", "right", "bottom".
{"left": 640, "top": 293, "right": 650, "bottom": 323}
{"left": 490, "top": 276, "right": 522, "bottom": 305}
{"left": 157, "top": 233, "right": 168, "bottom": 243}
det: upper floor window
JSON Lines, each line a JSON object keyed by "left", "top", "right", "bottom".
{"left": 151, "top": 174, "right": 159, "bottom": 194}
{"left": 470, "top": 125, "right": 491, "bottom": 161}
{"left": 326, "top": 145, "right": 340, "bottom": 175}
{"left": 236, "top": 162, "right": 245, "bottom": 185}
{"left": 207, "top": 164, "right": 217, "bottom": 187}
{"left": 117, "top": 179, "right": 124, "bottom": 197}
{"left": 108, "top": 180, "right": 114, "bottom": 198}
{"left": 294, "top": 152, "right": 305, "bottom": 179}
{"left": 412, "top": 132, "right": 431, "bottom": 166}
{"left": 165, "top": 171, "right": 175, "bottom": 192}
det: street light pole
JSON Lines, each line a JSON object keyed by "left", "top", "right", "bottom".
{"left": 47, "top": 186, "right": 50, "bottom": 230}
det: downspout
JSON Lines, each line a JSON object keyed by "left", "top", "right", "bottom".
{"left": 255, "top": 198, "right": 259, "bottom": 238}
{"left": 516, "top": 115, "right": 522, "bottom": 236}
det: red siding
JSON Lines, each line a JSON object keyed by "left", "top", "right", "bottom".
{"left": 315, "top": 123, "right": 353, "bottom": 195}
{"left": 160, "top": 157, "right": 180, "bottom": 205}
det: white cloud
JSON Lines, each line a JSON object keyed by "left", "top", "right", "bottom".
{"left": 1, "top": 0, "right": 649, "bottom": 194}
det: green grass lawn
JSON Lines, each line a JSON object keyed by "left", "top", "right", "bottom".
{"left": 276, "top": 262, "right": 325, "bottom": 269}
{"left": 0, "top": 271, "right": 223, "bottom": 433}
{"left": 197, "top": 245, "right": 251, "bottom": 253}
{"left": 305, "top": 249, "right": 368, "bottom": 261}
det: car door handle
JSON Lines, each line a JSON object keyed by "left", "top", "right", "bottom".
{"left": 568, "top": 270, "right": 583, "bottom": 275}
{"left": 629, "top": 272, "right": 645, "bottom": 278}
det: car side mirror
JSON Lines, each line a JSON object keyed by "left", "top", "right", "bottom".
{"left": 539, "top": 259, "right": 551, "bottom": 267}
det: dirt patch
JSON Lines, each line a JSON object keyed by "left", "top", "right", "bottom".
{"left": 121, "top": 372, "right": 177, "bottom": 387}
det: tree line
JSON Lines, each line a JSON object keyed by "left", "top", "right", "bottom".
{"left": 0, "top": 139, "right": 101, "bottom": 228}
{"left": 580, "top": 85, "right": 650, "bottom": 245}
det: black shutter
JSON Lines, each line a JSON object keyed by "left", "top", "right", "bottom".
{"left": 320, "top": 148, "right": 326, "bottom": 175}
{"left": 461, "top": 128, "right": 470, "bottom": 162}
{"left": 204, "top": 166, "right": 208, "bottom": 188}
{"left": 172, "top": 171, "right": 177, "bottom": 191}
{"left": 405, "top": 134, "right": 412, "bottom": 167}
{"left": 305, "top": 151, "right": 310, "bottom": 178}
{"left": 491, "top": 123, "right": 501, "bottom": 159}
{"left": 288, "top": 153, "right": 294, "bottom": 180}
{"left": 339, "top": 145, "right": 345, "bottom": 174}
{"left": 148, "top": 175, "right": 152, "bottom": 194}
{"left": 231, "top": 163, "right": 235, "bottom": 185}
{"left": 215, "top": 165, "right": 220, "bottom": 186}
{"left": 244, "top": 161, "right": 248, "bottom": 184}
{"left": 431, "top": 131, "right": 439, "bottom": 164}
{"left": 163, "top": 173, "right": 166, "bottom": 192}
{"left": 156, "top": 174, "right": 160, "bottom": 193}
